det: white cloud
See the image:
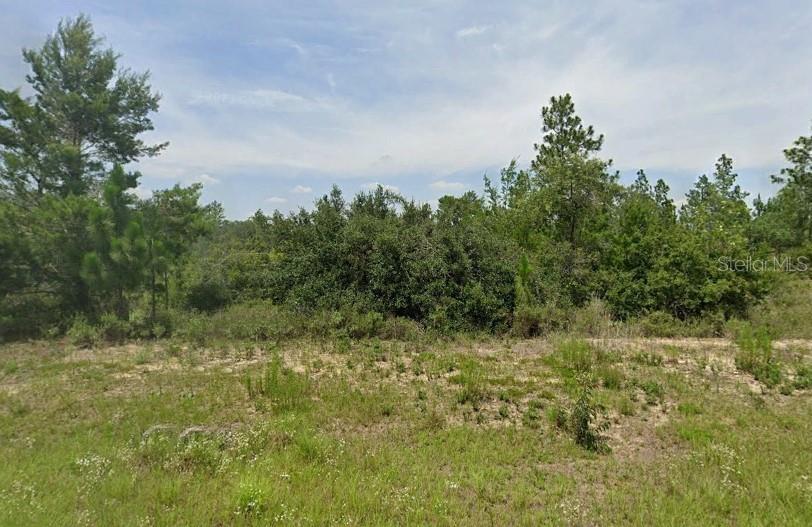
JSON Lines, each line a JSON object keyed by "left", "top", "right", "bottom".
{"left": 127, "top": 186, "right": 153, "bottom": 200}
{"left": 196, "top": 173, "right": 220, "bottom": 185}
{"left": 63, "top": 0, "right": 811, "bottom": 218}
{"left": 456, "top": 25, "right": 490, "bottom": 38}
{"left": 363, "top": 182, "right": 399, "bottom": 193}
{"left": 430, "top": 180, "right": 466, "bottom": 191}
{"left": 291, "top": 184, "right": 312, "bottom": 193}
{"left": 265, "top": 196, "right": 287, "bottom": 203}
{"left": 188, "top": 89, "right": 317, "bottom": 111}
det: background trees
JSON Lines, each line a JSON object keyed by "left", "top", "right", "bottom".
{"left": 1, "top": 16, "right": 809, "bottom": 340}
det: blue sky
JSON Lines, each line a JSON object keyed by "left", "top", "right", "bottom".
{"left": 2, "top": 1, "right": 811, "bottom": 218}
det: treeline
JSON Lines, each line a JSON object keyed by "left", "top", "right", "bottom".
{"left": 1, "top": 16, "right": 810, "bottom": 341}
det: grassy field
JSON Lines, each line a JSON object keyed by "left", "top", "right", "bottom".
{"left": 1, "top": 335, "right": 811, "bottom": 526}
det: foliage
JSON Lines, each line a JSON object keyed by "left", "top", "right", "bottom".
{"left": 66, "top": 315, "right": 100, "bottom": 348}
{"left": 734, "top": 324, "right": 782, "bottom": 388}
{"left": 1, "top": 16, "right": 811, "bottom": 341}
{"left": 569, "top": 374, "right": 609, "bottom": 452}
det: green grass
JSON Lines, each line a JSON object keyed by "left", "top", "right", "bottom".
{"left": 0, "top": 336, "right": 810, "bottom": 525}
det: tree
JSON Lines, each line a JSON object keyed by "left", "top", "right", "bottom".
{"left": 757, "top": 129, "right": 812, "bottom": 248}
{"left": 528, "top": 94, "right": 620, "bottom": 306}
{"left": 0, "top": 14, "right": 166, "bottom": 197}
{"left": 81, "top": 165, "right": 148, "bottom": 318}
{"left": 140, "top": 183, "right": 221, "bottom": 310}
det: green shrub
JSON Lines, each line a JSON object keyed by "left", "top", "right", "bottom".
{"left": 631, "top": 350, "right": 663, "bottom": 367}
{"left": 637, "top": 379, "right": 665, "bottom": 405}
{"left": 513, "top": 303, "right": 569, "bottom": 338}
{"left": 747, "top": 276, "right": 812, "bottom": 339}
{"left": 596, "top": 366, "right": 624, "bottom": 390}
{"left": 184, "top": 279, "right": 231, "bottom": 312}
{"left": 234, "top": 480, "right": 268, "bottom": 517}
{"left": 635, "top": 311, "right": 679, "bottom": 337}
{"left": 793, "top": 365, "right": 812, "bottom": 390}
{"left": 734, "top": 324, "right": 782, "bottom": 388}
{"left": 243, "top": 356, "right": 310, "bottom": 412}
{"left": 378, "top": 317, "right": 422, "bottom": 340}
{"left": 67, "top": 316, "right": 100, "bottom": 348}
{"left": 346, "top": 311, "right": 384, "bottom": 339}
{"left": 569, "top": 375, "right": 609, "bottom": 452}
{"left": 99, "top": 312, "right": 130, "bottom": 343}
{"left": 556, "top": 338, "right": 594, "bottom": 374}
{"left": 0, "top": 294, "right": 62, "bottom": 341}
{"left": 571, "top": 298, "right": 613, "bottom": 337}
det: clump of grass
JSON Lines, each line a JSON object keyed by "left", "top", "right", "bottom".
{"left": 134, "top": 349, "right": 152, "bottom": 365}
{"left": 2, "top": 360, "right": 18, "bottom": 376}
{"left": 234, "top": 480, "right": 268, "bottom": 518}
{"left": 631, "top": 350, "right": 663, "bottom": 367}
{"left": 545, "top": 339, "right": 594, "bottom": 378}
{"left": 67, "top": 316, "right": 100, "bottom": 348}
{"left": 677, "top": 402, "right": 703, "bottom": 416}
{"left": 243, "top": 356, "right": 310, "bottom": 412}
{"left": 450, "top": 358, "right": 489, "bottom": 410}
{"left": 547, "top": 405, "right": 568, "bottom": 430}
{"left": 793, "top": 365, "right": 812, "bottom": 390}
{"left": 596, "top": 366, "right": 624, "bottom": 390}
{"left": 734, "top": 325, "right": 782, "bottom": 388}
{"left": 636, "top": 379, "right": 665, "bottom": 405}
{"left": 617, "top": 396, "right": 635, "bottom": 416}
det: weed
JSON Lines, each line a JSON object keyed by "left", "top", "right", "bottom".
{"left": 631, "top": 350, "right": 663, "bottom": 367}
{"left": 67, "top": 316, "right": 100, "bottom": 348}
{"left": 243, "top": 356, "right": 310, "bottom": 412}
{"left": 569, "top": 375, "right": 609, "bottom": 452}
{"left": 546, "top": 339, "right": 594, "bottom": 378}
{"left": 677, "top": 402, "right": 703, "bottom": 416}
{"left": 617, "top": 396, "right": 635, "bottom": 416}
{"left": 792, "top": 365, "right": 812, "bottom": 390}
{"left": 98, "top": 313, "right": 130, "bottom": 343}
{"left": 596, "top": 366, "right": 624, "bottom": 390}
{"left": 2, "top": 360, "right": 18, "bottom": 376}
{"left": 547, "top": 405, "right": 568, "bottom": 430}
{"left": 134, "top": 349, "right": 152, "bottom": 365}
{"left": 522, "top": 406, "right": 542, "bottom": 428}
{"left": 637, "top": 379, "right": 665, "bottom": 405}
{"left": 234, "top": 480, "right": 268, "bottom": 517}
{"left": 734, "top": 325, "right": 782, "bottom": 388}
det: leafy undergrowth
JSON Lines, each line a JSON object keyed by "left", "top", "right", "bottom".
{"left": 0, "top": 336, "right": 810, "bottom": 526}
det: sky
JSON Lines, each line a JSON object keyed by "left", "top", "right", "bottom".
{"left": 1, "top": 0, "right": 811, "bottom": 219}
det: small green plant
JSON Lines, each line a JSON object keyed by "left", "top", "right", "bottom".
{"left": 569, "top": 375, "right": 609, "bottom": 452}
{"left": 596, "top": 366, "right": 624, "bottom": 390}
{"left": 618, "top": 396, "right": 635, "bottom": 416}
{"left": 677, "top": 402, "right": 703, "bottom": 416}
{"left": 2, "top": 360, "right": 19, "bottom": 376}
{"left": 67, "top": 316, "right": 100, "bottom": 348}
{"left": 451, "top": 359, "right": 489, "bottom": 409}
{"left": 134, "top": 349, "right": 152, "bottom": 365}
{"left": 793, "top": 365, "right": 812, "bottom": 390}
{"left": 547, "top": 405, "right": 568, "bottom": 430}
{"left": 99, "top": 312, "right": 130, "bottom": 343}
{"left": 632, "top": 350, "right": 663, "bottom": 367}
{"left": 243, "top": 356, "right": 310, "bottom": 412}
{"left": 548, "top": 339, "right": 594, "bottom": 376}
{"left": 637, "top": 379, "right": 665, "bottom": 405}
{"left": 522, "top": 405, "right": 542, "bottom": 428}
{"left": 734, "top": 325, "right": 782, "bottom": 388}
{"left": 234, "top": 480, "right": 267, "bottom": 517}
